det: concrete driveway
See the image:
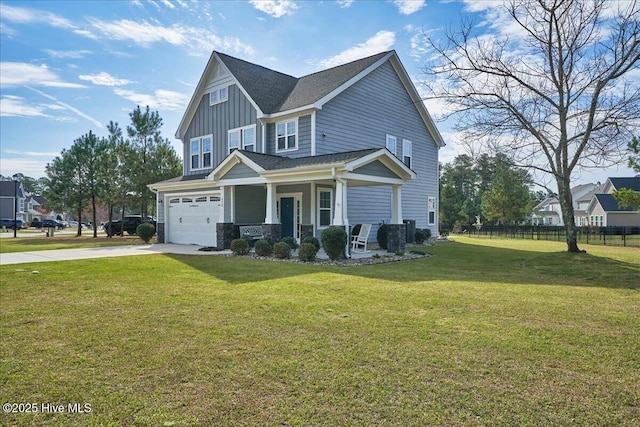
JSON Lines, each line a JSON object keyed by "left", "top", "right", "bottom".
{"left": 0, "top": 244, "right": 230, "bottom": 265}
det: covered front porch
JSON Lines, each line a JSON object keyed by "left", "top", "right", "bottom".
{"left": 212, "top": 148, "right": 416, "bottom": 253}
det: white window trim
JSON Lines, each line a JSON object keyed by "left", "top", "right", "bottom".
{"left": 276, "top": 118, "right": 298, "bottom": 153}
{"left": 317, "top": 187, "right": 333, "bottom": 229}
{"left": 386, "top": 134, "right": 397, "bottom": 156}
{"left": 190, "top": 134, "right": 213, "bottom": 171}
{"left": 209, "top": 85, "right": 229, "bottom": 106}
{"left": 428, "top": 196, "right": 436, "bottom": 226}
{"left": 402, "top": 139, "right": 412, "bottom": 168}
{"left": 228, "top": 124, "right": 256, "bottom": 154}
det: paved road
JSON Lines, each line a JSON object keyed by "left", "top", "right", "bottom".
{"left": 0, "top": 244, "right": 228, "bottom": 265}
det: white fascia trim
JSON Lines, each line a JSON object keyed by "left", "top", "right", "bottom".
{"left": 209, "top": 151, "right": 266, "bottom": 181}
{"left": 149, "top": 180, "right": 219, "bottom": 192}
{"left": 260, "top": 163, "right": 345, "bottom": 178}
{"left": 342, "top": 173, "right": 406, "bottom": 186}
{"left": 345, "top": 148, "right": 417, "bottom": 180}
{"left": 314, "top": 51, "right": 394, "bottom": 109}
{"left": 218, "top": 177, "right": 267, "bottom": 186}
{"left": 261, "top": 106, "right": 316, "bottom": 121}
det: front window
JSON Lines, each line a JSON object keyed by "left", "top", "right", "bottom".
{"left": 403, "top": 140, "right": 412, "bottom": 168}
{"left": 318, "top": 188, "right": 333, "bottom": 228}
{"left": 190, "top": 135, "right": 213, "bottom": 170}
{"left": 228, "top": 125, "right": 256, "bottom": 153}
{"left": 386, "top": 135, "right": 397, "bottom": 155}
{"left": 277, "top": 119, "right": 297, "bottom": 152}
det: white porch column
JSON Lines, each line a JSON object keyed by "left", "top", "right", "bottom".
{"left": 332, "top": 179, "right": 347, "bottom": 226}
{"left": 390, "top": 184, "right": 403, "bottom": 224}
{"left": 265, "top": 182, "right": 278, "bottom": 224}
{"left": 219, "top": 186, "right": 226, "bottom": 223}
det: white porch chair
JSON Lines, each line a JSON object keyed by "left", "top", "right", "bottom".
{"left": 351, "top": 224, "right": 372, "bottom": 253}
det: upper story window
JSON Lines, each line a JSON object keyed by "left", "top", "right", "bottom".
{"left": 209, "top": 85, "right": 228, "bottom": 106}
{"left": 276, "top": 119, "right": 297, "bottom": 152}
{"left": 190, "top": 135, "right": 213, "bottom": 170}
{"left": 402, "top": 140, "right": 412, "bottom": 168}
{"left": 386, "top": 135, "right": 397, "bottom": 156}
{"left": 228, "top": 125, "right": 256, "bottom": 154}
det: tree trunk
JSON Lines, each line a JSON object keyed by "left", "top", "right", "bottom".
{"left": 557, "top": 177, "right": 582, "bottom": 253}
{"left": 91, "top": 194, "right": 98, "bottom": 238}
{"left": 76, "top": 202, "right": 82, "bottom": 237}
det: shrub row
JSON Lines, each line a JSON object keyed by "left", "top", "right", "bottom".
{"left": 230, "top": 235, "right": 322, "bottom": 262}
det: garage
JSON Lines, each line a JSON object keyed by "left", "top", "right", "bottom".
{"left": 167, "top": 194, "right": 220, "bottom": 246}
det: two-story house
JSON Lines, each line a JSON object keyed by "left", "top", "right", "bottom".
{"left": 531, "top": 183, "right": 598, "bottom": 226}
{"left": 586, "top": 177, "right": 640, "bottom": 227}
{"left": 150, "top": 50, "right": 444, "bottom": 251}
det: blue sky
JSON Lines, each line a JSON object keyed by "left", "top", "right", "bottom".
{"left": 0, "top": 0, "right": 635, "bottom": 186}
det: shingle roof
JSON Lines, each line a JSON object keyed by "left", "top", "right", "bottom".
{"left": 595, "top": 194, "right": 636, "bottom": 212}
{"left": 240, "top": 148, "right": 380, "bottom": 171}
{"left": 218, "top": 51, "right": 390, "bottom": 114}
{"left": 609, "top": 177, "right": 640, "bottom": 192}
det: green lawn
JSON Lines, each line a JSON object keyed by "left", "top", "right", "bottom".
{"left": 0, "top": 234, "right": 149, "bottom": 253}
{"left": 1, "top": 237, "right": 638, "bottom": 426}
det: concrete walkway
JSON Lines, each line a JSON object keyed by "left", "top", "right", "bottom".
{"left": 0, "top": 244, "right": 231, "bottom": 265}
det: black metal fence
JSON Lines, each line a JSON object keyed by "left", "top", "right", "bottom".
{"left": 450, "top": 225, "right": 640, "bottom": 248}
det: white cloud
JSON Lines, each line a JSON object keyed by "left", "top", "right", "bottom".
{"left": 393, "top": 0, "right": 425, "bottom": 15}
{"left": 78, "top": 72, "right": 133, "bottom": 86}
{"left": 0, "top": 62, "right": 86, "bottom": 89}
{"left": 249, "top": 0, "right": 298, "bottom": 18}
{"left": 90, "top": 19, "right": 187, "bottom": 47}
{"left": 45, "top": 49, "right": 92, "bottom": 59}
{"left": 319, "top": 30, "right": 395, "bottom": 68}
{"left": 26, "top": 87, "right": 104, "bottom": 129}
{"left": 5, "top": 149, "right": 60, "bottom": 157}
{"left": 0, "top": 157, "right": 51, "bottom": 179}
{"left": 0, "top": 95, "right": 48, "bottom": 118}
{"left": 113, "top": 88, "right": 190, "bottom": 111}
{"left": 338, "top": 0, "right": 355, "bottom": 8}
{"left": 0, "top": 4, "right": 91, "bottom": 37}
{"left": 87, "top": 18, "right": 254, "bottom": 56}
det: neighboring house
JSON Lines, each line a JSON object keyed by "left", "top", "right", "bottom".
{"left": 150, "top": 50, "right": 444, "bottom": 251}
{"left": 531, "top": 183, "right": 599, "bottom": 226}
{"left": 0, "top": 180, "right": 25, "bottom": 223}
{"left": 24, "top": 194, "right": 47, "bottom": 224}
{"left": 586, "top": 177, "right": 640, "bottom": 227}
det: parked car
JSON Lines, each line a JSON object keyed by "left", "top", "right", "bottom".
{"left": 42, "top": 219, "right": 64, "bottom": 229}
{"left": 30, "top": 218, "right": 43, "bottom": 228}
{"left": 104, "top": 215, "right": 156, "bottom": 236}
{"left": 0, "top": 218, "right": 24, "bottom": 230}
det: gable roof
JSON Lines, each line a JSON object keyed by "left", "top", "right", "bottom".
{"left": 608, "top": 177, "right": 640, "bottom": 192}
{"left": 594, "top": 193, "right": 637, "bottom": 212}
{"left": 176, "top": 51, "right": 444, "bottom": 148}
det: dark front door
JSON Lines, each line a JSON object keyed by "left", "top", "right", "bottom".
{"left": 280, "top": 197, "right": 294, "bottom": 238}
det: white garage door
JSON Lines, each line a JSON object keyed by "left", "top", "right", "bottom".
{"left": 167, "top": 194, "right": 220, "bottom": 246}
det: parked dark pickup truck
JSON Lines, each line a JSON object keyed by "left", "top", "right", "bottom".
{"left": 104, "top": 215, "right": 156, "bottom": 236}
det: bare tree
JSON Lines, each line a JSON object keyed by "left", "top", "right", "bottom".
{"left": 422, "top": 0, "right": 640, "bottom": 252}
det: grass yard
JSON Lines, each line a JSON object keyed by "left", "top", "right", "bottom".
{"left": 0, "top": 234, "right": 148, "bottom": 254}
{"left": 1, "top": 237, "right": 638, "bottom": 426}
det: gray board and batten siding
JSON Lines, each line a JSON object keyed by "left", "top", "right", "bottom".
{"left": 183, "top": 84, "right": 262, "bottom": 176}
